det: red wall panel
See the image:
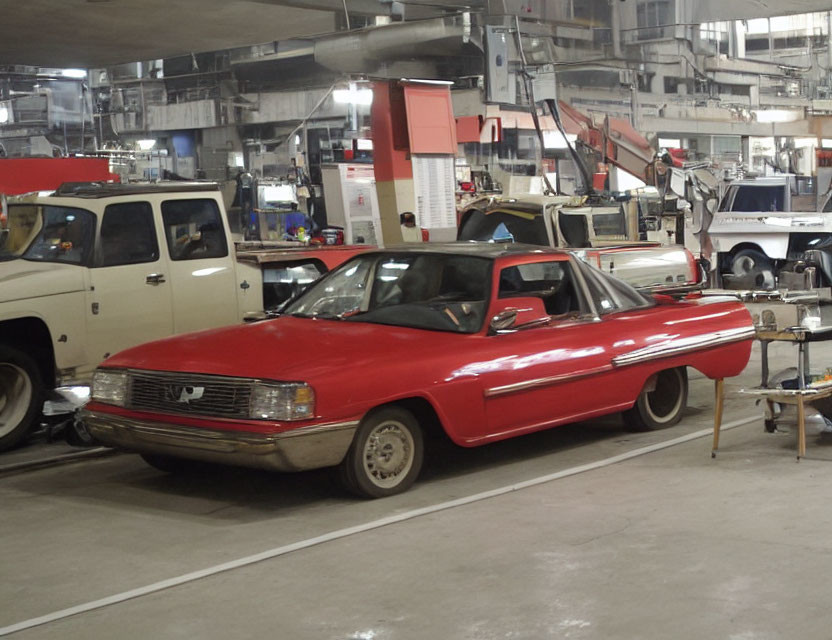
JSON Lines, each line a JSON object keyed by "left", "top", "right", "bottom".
{"left": 0, "top": 158, "right": 118, "bottom": 195}
{"left": 403, "top": 85, "right": 457, "bottom": 154}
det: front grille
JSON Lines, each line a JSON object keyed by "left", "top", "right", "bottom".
{"left": 127, "top": 370, "right": 252, "bottom": 419}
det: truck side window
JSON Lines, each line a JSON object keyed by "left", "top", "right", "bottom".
{"left": 161, "top": 199, "right": 228, "bottom": 261}
{"left": 99, "top": 202, "right": 158, "bottom": 267}
{"left": 21, "top": 206, "right": 96, "bottom": 266}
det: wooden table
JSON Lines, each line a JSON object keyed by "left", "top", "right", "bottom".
{"left": 712, "top": 327, "right": 832, "bottom": 460}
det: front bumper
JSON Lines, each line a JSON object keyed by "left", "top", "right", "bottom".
{"left": 81, "top": 409, "right": 359, "bottom": 472}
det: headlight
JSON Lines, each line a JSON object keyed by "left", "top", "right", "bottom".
{"left": 91, "top": 369, "right": 129, "bottom": 407}
{"left": 250, "top": 382, "right": 315, "bottom": 421}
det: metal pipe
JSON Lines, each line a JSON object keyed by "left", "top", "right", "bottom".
{"left": 609, "top": 0, "right": 622, "bottom": 59}
{"left": 341, "top": 0, "right": 351, "bottom": 29}
{"left": 313, "top": 15, "right": 469, "bottom": 72}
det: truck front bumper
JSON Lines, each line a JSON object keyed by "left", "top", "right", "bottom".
{"left": 81, "top": 409, "right": 359, "bottom": 472}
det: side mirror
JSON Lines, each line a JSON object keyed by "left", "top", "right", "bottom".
{"left": 488, "top": 297, "right": 550, "bottom": 334}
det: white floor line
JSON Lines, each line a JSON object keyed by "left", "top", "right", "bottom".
{"left": 0, "top": 415, "right": 758, "bottom": 637}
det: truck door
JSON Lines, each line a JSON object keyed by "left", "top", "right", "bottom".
{"left": 87, "top": 201, "right": 174, "bottom": 361}
{"left": 158, "top": 197, "right": 238, "bottom": 333}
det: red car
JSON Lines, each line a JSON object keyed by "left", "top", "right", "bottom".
{"left": 82, "top": 244, "right": 754, "bottom": 498}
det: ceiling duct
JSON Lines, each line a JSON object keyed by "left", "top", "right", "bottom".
{"left": 314, "top": 15, "right": 478, "bottom": 73}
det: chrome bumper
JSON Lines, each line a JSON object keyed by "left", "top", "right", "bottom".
{"left": 81, "top": 410, "right": 359, "bottom": 472}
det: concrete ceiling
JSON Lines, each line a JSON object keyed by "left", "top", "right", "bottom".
{"left": 0, "top": 0, "right": 341, "bottom": 67}
{"left": 3, "top": 0, "right": 826, "bottom": 69}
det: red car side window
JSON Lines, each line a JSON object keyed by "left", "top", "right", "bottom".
{"left": 498, "top": 261, "right": 582, "bottom": 316}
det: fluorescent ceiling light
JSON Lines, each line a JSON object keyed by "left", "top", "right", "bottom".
{"left": 61, "top": 68, "right": 87, "bottom": 79}
{"left": 136, "top": 139, "right": 156, "bottom": 150}
{"left": 400, "top": 78, "right": 454, "bottom": 85}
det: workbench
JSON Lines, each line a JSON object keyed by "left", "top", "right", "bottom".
{"left": 712, "top": 326, "right": 832, "bottom": 460}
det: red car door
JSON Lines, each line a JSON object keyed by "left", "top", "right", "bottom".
{"left": 471, "top": 256, "right": 640, "bottom": 442}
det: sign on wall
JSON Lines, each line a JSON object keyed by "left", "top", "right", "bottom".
{"left": 339, "top": 164, "right": 382, "bottom": 245}
{"left": 411, "top": 154, "right": 457, "bottom": 230}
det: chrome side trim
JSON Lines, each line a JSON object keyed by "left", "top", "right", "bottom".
{"left": 611, "top": 326, "right": 756, "bottom": 368}
{"left": 82, "top": 409, "right": 359, "bottom": 472}
{"left": 484, "top": 364, "right": 614, "bottom": 398}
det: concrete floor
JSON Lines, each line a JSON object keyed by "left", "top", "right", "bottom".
{"left": 2, "top": 339, "right": 832, "bottom": 639}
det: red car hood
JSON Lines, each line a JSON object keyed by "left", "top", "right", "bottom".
{"left": 101, "top": 316, "right": 464, "bottom": 382}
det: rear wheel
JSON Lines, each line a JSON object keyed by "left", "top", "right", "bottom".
{"left": 730, "top": 248, "right": 775, "bottom": 289}
{"left": 0, "top": 346, "right": 44, "bottom": 452}
{"left": 338, "top": 407, "right": 424, "bottom": 499}
{"left": 623, "top": 367, "right": 688, "bottom": 431}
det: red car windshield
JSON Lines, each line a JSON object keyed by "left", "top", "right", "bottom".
{"left": 285, "top": 252, "right": 492, "bottom": 333}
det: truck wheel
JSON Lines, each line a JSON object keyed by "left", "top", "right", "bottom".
{"left": 0, "top": 346, "right": 44, "bottom": 451}
{"left": 731, "top": 249, "right": 775, "bottom": 289}
{"left": 338, "top": 407, "right": 424, "bottom": 499}
{"left": 623, "top": 367, "right": 688, "bottom": 431}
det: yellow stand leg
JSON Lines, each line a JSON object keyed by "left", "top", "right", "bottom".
{"left": 797, "top": 395, "right": 806, "bottom": 460}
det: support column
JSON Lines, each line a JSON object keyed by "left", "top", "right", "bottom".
{"left": 371, "top": 81, "right": 415, "bottom": 245}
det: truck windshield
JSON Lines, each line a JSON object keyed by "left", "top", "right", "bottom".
{"left": 721, "top": 185, "right": 785, "bottom": 212}
{"left": 1, "top": 204, "right": 95, "bottom": 265}
{"left": 285, "top": 252, "right": 492, "bottom": 334}
{"left": 458, "top": 209, "right": 549, "bottom": 245}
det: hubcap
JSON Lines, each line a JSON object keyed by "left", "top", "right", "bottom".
{"left": 362, "top": 420, "right": 414, "bottom": 489}
{"left": 0, "top": 364, "right": 33, "bottom": 438}
{"left": 645, "top": 370, "right": 684, "bottom": 424}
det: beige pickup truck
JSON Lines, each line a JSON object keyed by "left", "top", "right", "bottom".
{"left": 0, "top": 182, "right": 363, "bottom": 450}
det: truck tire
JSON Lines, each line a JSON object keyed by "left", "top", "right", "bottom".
{"left": 0, "top": 346, "right": 44, "bottom": 451}
{"left": 731, "top": 248, "right": 775, "bottom": 290}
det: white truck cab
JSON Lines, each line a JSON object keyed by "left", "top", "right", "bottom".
{"left": 708, "top": 175, "right": 832, "bottom": 288}
{"left": 0, "top": 182, "right": 354, "bottom": 450}
{"left": 457, "top": 195, "right": 700, "bottom": 293}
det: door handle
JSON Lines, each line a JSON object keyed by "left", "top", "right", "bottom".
{"left": 146, "top": 273, "right": 166, "bottom": 285}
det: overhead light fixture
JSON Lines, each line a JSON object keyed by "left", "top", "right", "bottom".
{"left": 61, "top": 69, "right": 87, "bottom": 79}
{"left": 136, "top": 139, "right": 156, "bottom": 151}
{"left": 333, "top": 83, "right": 373, "bottom": 106}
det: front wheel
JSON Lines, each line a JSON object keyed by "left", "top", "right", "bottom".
{"left": 623, "top": 367, "right": 688, "bottom": 431}
{"left": 338, "top": 407, "right": 424, "bottom": 499}
{"left": 0, "top": 346, "right": 44, "bottom": 452}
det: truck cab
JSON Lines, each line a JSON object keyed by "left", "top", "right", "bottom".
{"left": 709, "top": 175, "right": 832, "bottom": 289}
{"left": 457, "top": 195, "right": 699, "bottom": 294}
{"left": 0, "top": 182, "right": 363, "bottom": 451}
